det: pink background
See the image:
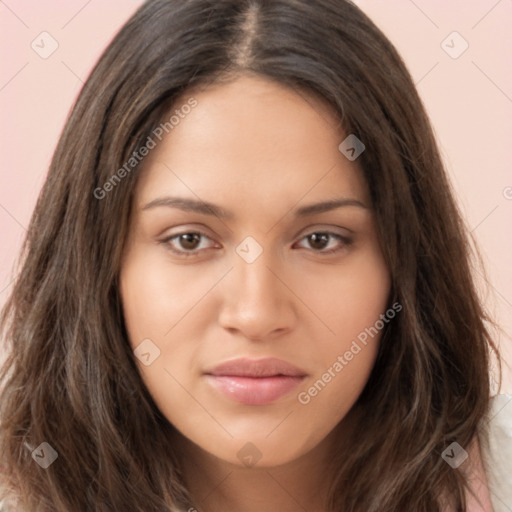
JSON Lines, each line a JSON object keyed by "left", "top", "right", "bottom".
{"left": 1, "top": 0, "right": 511, "bottom": 392}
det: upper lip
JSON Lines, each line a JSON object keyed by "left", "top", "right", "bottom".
{"left": 206, "top": 357, "right": 307, "bottom": 378}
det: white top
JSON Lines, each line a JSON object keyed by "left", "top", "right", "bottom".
{"left": 481, "top": 393, "right": 512, "bottom": 511}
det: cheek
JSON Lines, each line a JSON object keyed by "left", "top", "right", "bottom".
{"left": 119, "top": 245, "right": 223, "bottom": 348}
{"left": 304, "top": 242, "right": 391, "bottom": 353}
{"left": 119, "top": 247, "right": 212, "bottom": 427}
{"left": 296, "top": 243, "right": 391, "bottom": 405}
{"left": 119, "top": 246, "right": 226, "bottom": 417}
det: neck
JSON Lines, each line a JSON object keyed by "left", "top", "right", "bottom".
{"left": 174, "top": 408, "right": 360, "bottom": 512}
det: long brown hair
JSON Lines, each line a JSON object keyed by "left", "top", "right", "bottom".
{"left": 0, "top": 0, "right": 500, "bottom": 510}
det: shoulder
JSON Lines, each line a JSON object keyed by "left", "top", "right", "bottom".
{"left": 447, "top": 394, "right": 512, "bottom": 512}
{"left": 477, "top": 393, "right": 512, "bottom": 512}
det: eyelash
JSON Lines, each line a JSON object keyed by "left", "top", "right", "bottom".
{"left": 160, "top": 230, "right": 353, "bottom": 258}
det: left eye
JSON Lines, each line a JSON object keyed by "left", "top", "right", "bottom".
{"left": 295, "top": 232, "right": 350, "bottom": 253}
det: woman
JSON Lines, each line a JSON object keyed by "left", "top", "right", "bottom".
{"left": 0, "top": 0, "right": 508, "bottom": 510}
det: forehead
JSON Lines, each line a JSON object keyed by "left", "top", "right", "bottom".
{"left": 135, "top": 74, "right": 369, "bottom": 214}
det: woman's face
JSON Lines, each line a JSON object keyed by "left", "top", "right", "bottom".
{"left": 120, "top": 74, "right": 391, "bottom": 467}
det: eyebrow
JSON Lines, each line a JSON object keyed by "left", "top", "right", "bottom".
{"left": 141, "top": 196, "right": 368, "bottom": 218}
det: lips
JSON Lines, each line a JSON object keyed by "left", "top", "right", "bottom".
{"left": 205, "top": 357, "right": 307, "bottom": 406}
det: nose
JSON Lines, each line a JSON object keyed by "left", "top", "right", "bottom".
{"left": 217, "top": 250, "right": 297, "bottom": 341}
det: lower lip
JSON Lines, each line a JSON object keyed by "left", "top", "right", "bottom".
{"left": 206, "top": 375, "right": 304, "bottom": 405}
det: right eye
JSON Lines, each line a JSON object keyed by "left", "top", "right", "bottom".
{"left": 161, "top": 231, "right": 219, "bottom": 257}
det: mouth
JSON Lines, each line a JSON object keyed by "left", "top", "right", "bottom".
{"left": 204, "top": 357, "right": 307, "bottom": 406}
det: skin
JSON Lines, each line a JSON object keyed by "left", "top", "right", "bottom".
{"left": 458, "top": 438, "right": 493, "bottom": 512}
{"left": 119, "top": 73, "right": 392, "bottom": 511}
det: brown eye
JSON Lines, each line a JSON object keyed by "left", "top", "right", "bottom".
{"left": 307, "top": 233, "right": 331, "bottom": 250}
{"left": 177, "top": 233, "right": 202, "bottom": 250}
{"left": 162, "top": 231, "right": 218, "bottom": 257}
{"left": 295, "top": 231, "right": 352, "bottom": 254}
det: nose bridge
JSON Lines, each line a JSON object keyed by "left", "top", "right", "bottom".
{"left": 232, "top": 242, "right": 283, "bottom": 304}
{"left": 217, "top": 240, "right": 296, "bottom": 338}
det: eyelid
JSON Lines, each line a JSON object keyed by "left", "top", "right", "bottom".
{"left": 292, "top": 224, "right": 354, "bottom": 241}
